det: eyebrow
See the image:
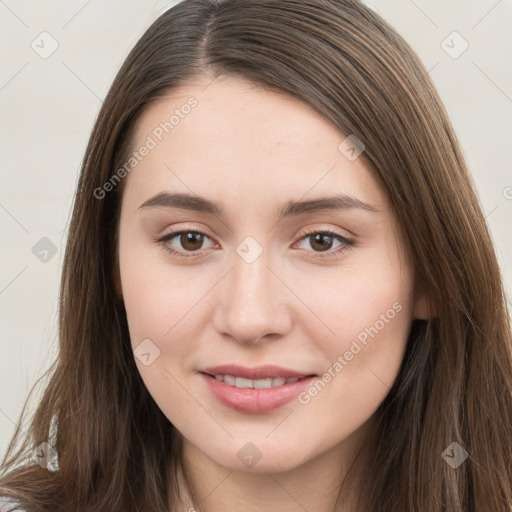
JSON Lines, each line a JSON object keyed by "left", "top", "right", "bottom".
{"left": 138, "top": 191, "right": 380, "bottom": 218}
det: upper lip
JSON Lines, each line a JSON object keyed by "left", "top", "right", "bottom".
{"left": 200, "top": 364, "right": 315, "bottom": 380}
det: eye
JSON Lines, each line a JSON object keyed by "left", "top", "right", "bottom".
{"left": 157, "top": 230, "right": 216, "bottom": 258}
{"left": 295, "top": 229, "right": 355, "bottom": 258}
{"left": 156, "top": 227, "right": 355, "bottom": 259}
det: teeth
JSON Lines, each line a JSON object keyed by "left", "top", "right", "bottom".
{"left": 254, "top": 378, "right": 272, "bottom": 389}
{"left": 223, "top": 375, "right": 236, "bottom": 386}
{"left": 213, "top": 375, "right": 303, "bottom": 389}
{"left": 235, "top": 377, "right": 253, "bottom": 388}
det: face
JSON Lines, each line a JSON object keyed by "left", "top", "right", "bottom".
{"left": 116, "top": 75, "right": 426, "bottom": 474}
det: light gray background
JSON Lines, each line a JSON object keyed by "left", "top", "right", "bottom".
{"left": 1, "top": 0, "right": 511, "bottom": 457}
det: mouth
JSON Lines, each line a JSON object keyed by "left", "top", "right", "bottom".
{"left": 199, "top": 364, "right": 318, "bottom": 413}
{"left": 201, "top": 373, "right": 314, "bottom": 389}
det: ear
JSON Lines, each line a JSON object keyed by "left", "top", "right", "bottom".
{"left": 412, "top": 289, "right": 433, "bottom": 320}
{"left": 113, "top": 257, "right": 123, "bottom": 301}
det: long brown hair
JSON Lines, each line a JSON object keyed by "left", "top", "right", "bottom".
{"left": 1, "top": 0, "right": 511, "bottom": 510}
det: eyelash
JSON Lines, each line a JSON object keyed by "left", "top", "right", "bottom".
{"left": 156, "top": 227, "right": 355, "bottom": 259}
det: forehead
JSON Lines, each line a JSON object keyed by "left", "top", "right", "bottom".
{"left": 124, "top": 75, "right": 387, "bottom": 212}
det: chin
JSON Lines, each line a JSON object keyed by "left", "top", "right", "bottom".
{"left": 201, "top": 438, "right": 315, "bottom": 474}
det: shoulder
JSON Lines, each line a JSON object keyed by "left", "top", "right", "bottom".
{"left": 0, "top": 496, "right": 27, "bottom": 512}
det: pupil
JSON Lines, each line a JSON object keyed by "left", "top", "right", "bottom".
{"left": 177, "top": 232, "right": 334, "bottom": 253}
{"left": 182, "top": 232, "right": 203, "bottom": 250}
{"left": 311, "top": 234, "right": 332, "bottom": 252}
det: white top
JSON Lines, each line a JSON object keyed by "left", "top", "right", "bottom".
{"left": 0, "top": 496, "right": 27, "bottom": 512}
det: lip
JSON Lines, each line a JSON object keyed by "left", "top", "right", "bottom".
{"left": 201, "top": 364, "right": 312, "bottom": 380}
{"left": 199, "top": 365, "right": 317, "bottom": 414}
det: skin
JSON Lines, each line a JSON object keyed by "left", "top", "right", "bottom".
{"left": 116, "top": 75, "right": 428, "bottom": 511}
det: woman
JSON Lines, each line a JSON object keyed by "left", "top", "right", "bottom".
{"left": 1, "top": 0, "right": 511, "bottom": 510}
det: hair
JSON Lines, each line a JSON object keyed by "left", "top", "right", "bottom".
{"left": 1, "top": 0, "right": 511, "bottom": 510}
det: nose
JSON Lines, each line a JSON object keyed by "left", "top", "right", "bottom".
{"left": 212, "top": 248, "right": 293, "bottom": 345}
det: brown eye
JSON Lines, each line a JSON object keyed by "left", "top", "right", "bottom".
{"left": 308, "top": 233, "right": 335, "bottom": 252}
{"left": 296, "top": 229, "right": 355, "bottom": 258}
{"left": 178, "top": 232, "right": 205, "bottom": 251}
{"left": 158, "top": 230, "right": 215, "bottom": 258}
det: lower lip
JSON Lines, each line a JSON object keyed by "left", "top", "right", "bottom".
{"left": 200, "top": 373, "right": 316, "bottom": 413}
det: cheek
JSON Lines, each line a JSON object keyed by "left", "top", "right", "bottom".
{"left": 118, "top": 241, "right": 222, "bottom": 412}
{"left": 296, "top": 251, "right": 413, "bottom": 419}
{"left": 297, "top": 244, "right": 412, "bottom": 350}
{"left": 119, "top": 235, "right": 207, "bottom": 348}
{"left": 119, "top": 251, "right": 207, "bottom": 426}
